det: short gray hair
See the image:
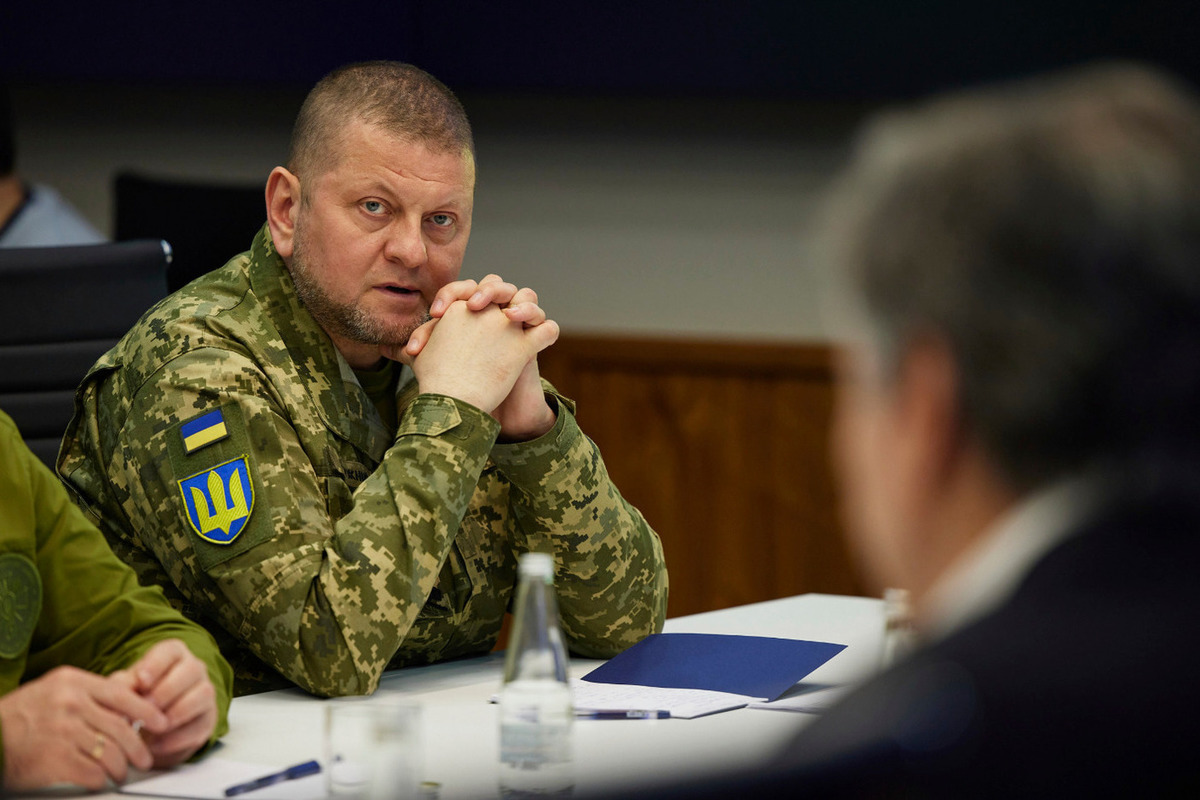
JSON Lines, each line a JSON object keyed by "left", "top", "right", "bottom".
{"left": 823, "top": 62, "right": 1200, "bottom": 491}
{"left": 288, "top": 61, "right": 474, "bottom": 180}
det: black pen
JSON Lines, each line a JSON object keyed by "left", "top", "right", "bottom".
{"left": 224, "top": 759, "right": 321, "bottom": 797}
{"left": 575, "top": 709, "right": 670, "bottom": 720}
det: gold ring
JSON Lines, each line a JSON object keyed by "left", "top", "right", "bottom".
{"left": 89, "top": 732, "right": 106, "bottom": 760}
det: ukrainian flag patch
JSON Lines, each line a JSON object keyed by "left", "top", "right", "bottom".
{"left": 179, "top": 457, "right": 254, "bottom": 545}
{"left": 180, "top": 409, "right": 229, "bottom": 454}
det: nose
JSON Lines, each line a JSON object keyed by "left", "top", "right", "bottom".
{"left": 383, "top": 216, "right": 428, "bottom": 267}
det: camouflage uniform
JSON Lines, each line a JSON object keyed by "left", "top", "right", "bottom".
{"left": 59, "top": 226, "right": 668, "bottom": 697}
{"left": 0, "top": 410, "right": 231, "bottom": 745}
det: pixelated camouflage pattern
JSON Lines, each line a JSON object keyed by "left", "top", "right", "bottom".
{"left": 58, "top": 225, "right": 668, "bottom": 697}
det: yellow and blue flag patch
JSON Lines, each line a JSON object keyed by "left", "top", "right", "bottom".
{"left": 180, "top": 409, "right": 229, "bottom": 455}
{"left": 179, "top": 457, "right": 254, "bottom": 545}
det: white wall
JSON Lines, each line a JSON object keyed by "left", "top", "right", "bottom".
{"left": 11, "top": 83, "right": 862, "bottom": 341}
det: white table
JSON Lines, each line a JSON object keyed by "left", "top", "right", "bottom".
{"left": 97, "top": 593, "right": 885, "bottom": 799}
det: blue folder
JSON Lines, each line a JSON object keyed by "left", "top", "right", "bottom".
{"left": 580, "top": 633, "right": 847, "bottom": 700}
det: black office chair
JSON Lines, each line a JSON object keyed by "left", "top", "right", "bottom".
{"left": 114, "top": 171, "right": 265, "bottom": 293}
{"left": 0, "top": 239, "right": 171, "bottom": 468}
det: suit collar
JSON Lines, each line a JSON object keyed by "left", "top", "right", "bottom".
{"left": 921, "top": 474, "right": 1103, "bottom": 644}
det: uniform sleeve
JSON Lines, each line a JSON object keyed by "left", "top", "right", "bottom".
{"left": 5, "top": 418, "right": 232, "bottom": 745}
{"left": 107, "top": 348, "right": 501, "bottom": 697}
{"left": 490, "top": 391, "right": 669, "bottom": 658}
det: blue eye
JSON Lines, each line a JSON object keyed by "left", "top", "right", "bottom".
{"left": 363, "top": 200, "right": 385, "bottom": 214}
{"left": 429, "top": 214, "right": 453, "bottom": 227}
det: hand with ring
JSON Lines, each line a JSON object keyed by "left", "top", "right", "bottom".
{"left": 90, "top": 731, "right": 108, "bottom": 761}
{"left": 0, "top": 664, "right": 168, "bottom": 791}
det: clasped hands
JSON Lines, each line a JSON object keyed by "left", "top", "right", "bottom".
{"left": 0, "top": 639, "right": 218, "bottom": 792}
{"left": 382, "top": 274, "right": 561, "bottom": 441}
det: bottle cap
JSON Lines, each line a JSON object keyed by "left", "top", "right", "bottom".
{"left": 517, "top": 551, "right": 555, "bottom": 580}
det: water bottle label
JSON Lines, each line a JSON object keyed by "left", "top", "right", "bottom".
{"left": 500, "top": 723, "right": 571, "bottom": 766}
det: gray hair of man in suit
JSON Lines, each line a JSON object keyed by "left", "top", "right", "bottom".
{"left": 821, "top": 62, "right": 1200, "bottom": 614}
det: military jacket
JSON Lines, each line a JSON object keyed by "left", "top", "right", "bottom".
{"left": 0, "top": 410, "right": 232, "bottom": 772}
{"left": 59, "top": 226, "right": 668, "bottom": 697}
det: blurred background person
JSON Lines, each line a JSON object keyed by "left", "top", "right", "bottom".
{"left": 616, "top": 60, "right": 1200, "bottom": 798}
{"left": 0, "top": 81, "right": 104, "bottom": 247}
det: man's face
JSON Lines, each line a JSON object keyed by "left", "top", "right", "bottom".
{"left": 831, "top": 342, "right": 918, "bottom": 594}
{"left": 287, "top": 121, "right": 475, "bottom": 366}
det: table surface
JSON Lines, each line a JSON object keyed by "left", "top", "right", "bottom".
{"left": 82, "top": 593, "right": 885, "bottom": 800}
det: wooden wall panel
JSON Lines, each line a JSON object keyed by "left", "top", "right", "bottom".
{"left": 538, "top": 336, "right": 865, "bottom": 618}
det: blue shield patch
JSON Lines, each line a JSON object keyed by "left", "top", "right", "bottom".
{"left": 179, "top": 457, "right": 255, "bottom": 545}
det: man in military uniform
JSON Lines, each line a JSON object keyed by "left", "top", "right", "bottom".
{"left": 59, "top": 61, "right": 668, "bottom": 697}
{"left": 0, "top": 409, "right": 231, "bottom": 792}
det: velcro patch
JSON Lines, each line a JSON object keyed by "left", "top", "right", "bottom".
{"left": 178, "top": 457, "right": 255, "bottom": 545}
{"left": 0, "top": 553, "right": 42, "bottom": 659}
{"left": 180, "top": 408, "right": 229, "bottom": 455}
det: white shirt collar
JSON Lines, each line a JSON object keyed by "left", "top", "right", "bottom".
{"left": 921, "top": 475, "right": 1101, "bottom": 643}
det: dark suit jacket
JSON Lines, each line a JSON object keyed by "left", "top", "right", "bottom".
{"left": 615, "top": 490, "right": 1200, "bottom": 799}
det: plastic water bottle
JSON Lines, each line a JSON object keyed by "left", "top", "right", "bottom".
{"left": 499, "top": 552, "right": 574, "bottom": 798}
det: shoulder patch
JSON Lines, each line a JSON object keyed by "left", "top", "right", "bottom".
{"left": 0, "top": 553, "right": 43, "bottom": 659}
{"left": 178, "top": 457, "right": 255, "bottom": 545}
{"left": 180, "top": 408, "right": 229, "bottom": 455}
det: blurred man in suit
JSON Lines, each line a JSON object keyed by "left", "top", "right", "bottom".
{"left": 621, "top": 61, "right": 1200, "bottom": 798}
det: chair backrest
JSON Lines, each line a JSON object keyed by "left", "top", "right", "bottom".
{"left": 114, "top": 171, "right": 265, "bottom": 293}
{"left": 0, "top": 239, "right": 171, "bottom": 468}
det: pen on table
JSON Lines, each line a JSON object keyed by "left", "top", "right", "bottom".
{"left": 224, "top": 759, "right": 321, "bottom": 797}
{"left": 575, "top": 709, "right": 670, "bottom": 720}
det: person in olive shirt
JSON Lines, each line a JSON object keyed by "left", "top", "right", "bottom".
{"left": 0, "top": 410, "right": 231, "bottom": 792}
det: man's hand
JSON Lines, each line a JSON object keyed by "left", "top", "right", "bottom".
{"left": 405, "top": 298, "right": 558, "bottom": 415}
{"left": 0, "top": 665, "right": 167, "bottom": 791}
{"left": 110, "top": 639, "right": 219, "bottom": 768}
{"left": 382, "top": 274, "right": 560, "bottom": 441}
{"left": 396, "top": 273, "right": 551, "bottom": 357}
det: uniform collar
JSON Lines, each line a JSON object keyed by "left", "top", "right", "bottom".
{"left": 245, "top": 224, "right": 393, "bottom": 460}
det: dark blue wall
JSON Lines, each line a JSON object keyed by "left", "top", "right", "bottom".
{"left": 3, "top": 1, "right": 1197, "bottom": 98}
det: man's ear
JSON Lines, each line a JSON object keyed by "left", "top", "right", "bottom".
{"left": 897, "top": 333, "right": 964, "bottom": 491}
{"left": 265, "top": 167, "right": 301, "bottom": 259}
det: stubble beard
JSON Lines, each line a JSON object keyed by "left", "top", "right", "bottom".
{"left": 289, "top": 229, "right": 430, "bottom": 349}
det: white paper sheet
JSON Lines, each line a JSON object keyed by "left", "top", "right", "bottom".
{"left": 746, "top": 683, "right": 852, "bottom": 714}
{"left": 571, "top": 679, "right": 752, "bottom": 719}
{"left": 491, "top": 679, "right": 752, "bottom": 719}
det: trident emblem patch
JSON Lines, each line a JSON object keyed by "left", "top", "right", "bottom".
{"left": 179, "top": 457, "right": 255, "bottom": 545}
